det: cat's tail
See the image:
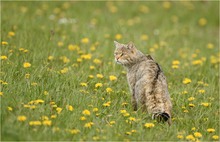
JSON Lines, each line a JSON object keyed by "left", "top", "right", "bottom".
{"left": 152, "top": 112, "right": 172, "bottom": 126}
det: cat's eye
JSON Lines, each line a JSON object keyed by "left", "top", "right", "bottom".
{"left": 114, "top": 52, "right": 123, "bottom": 56}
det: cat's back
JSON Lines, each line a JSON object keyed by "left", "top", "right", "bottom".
{"left": 127, "top": 55, "right": 158, "bottom": 81}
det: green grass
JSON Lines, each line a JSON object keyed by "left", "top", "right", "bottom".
{"left": 1, "top": 1, "right": 219, "bottom": 141}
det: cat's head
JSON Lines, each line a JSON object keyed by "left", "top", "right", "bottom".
{"left": 114, "top": 41, "right": 140, "bottom": 66}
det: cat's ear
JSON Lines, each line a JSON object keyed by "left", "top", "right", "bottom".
{"left": 114, "top": 41, "right": 120, "bottom": 48}
{"left": 127, "top": 41, "right": 135, "bottom": 49}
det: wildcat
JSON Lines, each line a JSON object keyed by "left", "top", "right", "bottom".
{"left": 114, "top": 41, "right": 172, "bottom": 125}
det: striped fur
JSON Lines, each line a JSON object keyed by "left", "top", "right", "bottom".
{"left": 114, "top": 41, "right": 172, "bottom": 125}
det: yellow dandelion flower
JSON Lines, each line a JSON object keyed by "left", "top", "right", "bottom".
{"left": 23, "top": 62, "right": 31, "bottom": 68}
{"left": 1, "top": 81, "right": 8, "bottom": 85}
{"left": 197, "top": 81, "right": 204, "bottom": 85}
{"left": 201, "top": 102, "right": 211, "bottom": 107}
{"left": 81, "top": 54, "right": 92, "bottom": 60}
{"left": 139, "top": 5, "right": 149, "bottom": 13}
{"left": 198, "top": 18, "right": 207, "bottom": 26}
{"left": 172, "top": 65, "right": 179, "bottom": 69}
{"left": 188, "top": 97, "right": 195, "bottom": 101}
{"left": 90, "top": 45, "right": 96, "bottom": 51}
{"left": 93, "top": 108, "right": 98, "bottom": 112}
{"left": 8, "top": 107, "right": 13, "bottom": 111}
{"left": 57, "top": 41, "right": 64, "bottom": 47}
{"left": 131, "top": 130, "right": 137, "bottom": 133}
{"left": 194, "top": 132, "right": 202, "bottom": 138}
{"left": 51, "top": 115, "right": 57, "bottom": 119}
{"left": 163, "top": 1, "right": 171, "bottom": 9}
{"left": 48, "top": 56, "right": 54, "bottom": 61}
{"left": 108, "top": 5, "right": 117, "bottom": 13}
{"left": 182, "top": 90, "right": 188, "bottom": 95}
{"left": 34, "top": 99, "right": 44, "bottom": 104}
{"left": 50, "top": 102, "right": 56, "bottom": 105}
{"left": 109, "top": 121, "right": 115, "bottom": 125}
{"left": 207, "top": 128, "right": 215, "bottom": 133}
{"left": 77, "top": 58, "right": 82, "bottom": 63}
{"left": 60, "top": 68, "right": 68, "bottom": 74}
{"left": 80, "top": 82, "right": 88, "bottom": 87}
{"left": 42, "top": 120, "right": 52, "bottom": 126}
{"left": 82, "top": 109, "right": 90, "bottom": 116}
{"left": 172, "top": 60, "right": 180, "bottom": 65}
{"left": 192, "top": 53, "right": 197, "bottom": 58}
{"left": 56, "top": 107, "right": 62, "bottom": 114}
{"left": 191, "top": 127, "right": 196, "bottom": 131}
{"left": 1, "top": 41, "right": 8, "bottom": 45}
{"left": 106, "top": 87, "right": 113, "bottom": 93}
{"left": 192, "top": 60, "right": 203, "bottom": 65}
{"left": 109, "top": 75, "right": 117, "bottom": 81}
{"left": 68, "top": 44, "right": 80, "bottom": 51}
{"left": 8, "top": 31, "right": 15, "bottom": 37}
{"left": 183, "top": 78, "right": 191, "bottom": 84}
{"left": 66, "top": 105, "right": 74, "bottom": 111}
{"left": 80, "top": 116, "right": 86, "bottom": 121}
{"left": 29, "top": 121, "right": 42, "bottom": 126}
{"left": 207, "top": 43, "right": 214, "bottom": 49}
{"left": 61, "top": 56, "right": 70, "bottom": 63}
{"left": 1, "top": 55, "right": 8, "bottom": 60}
{"left": 29, "top": 105, "right": 36, "bottom": 109}
{"left": 88, "top": 75, "right": 94, "bottom": 79}
{"left": 189, "top": 103, "right": 195, "bottom": 107}
{"left": 41, "top": 116, "right": 49, "bottom": 120}
{"left": 198, "top": 89, "right": 205, "bottom": 94}
{"left": 186, "top": 135, "right": 195, "bottom": 141}
{"left": 177, "top": 134, "right": 184, "bottom": 139}
{"left": 121, "top": 102, "right": 128, "bottom": 106}
{"left": 93, "top": 136, "right": 100, "bottom": 141}
{"left": 23, "top": 49, "right": 29, "bottom": 53}
{"left": 31, "top": 82, "right": 38, "bottom": 86}
{"left": 84, "top": 122, "right": 94, "bottom": 128}
{"left": 144, "top": 123, "right": 155, "bottom": 128}
{"left": 90, "top": 66, "right": 95, "bottom": 70}
{"left": 212, "top": 135, "right": 219, "bottom": 140}
{"left": 125, "top": 132, "right": 132, "bottom": 135}
{"left": 123, "top": 113, "right": 130, "bottom": 117}
{"left": 93, "top": 58, "right": 102, "bottom": 64}
{"left": 81, "top": 37, "right": 89, "bottom": 44}
{"left": 0, "top": 92, "right": 3, "bottom": 96}
{"left": 120, "top": 109, "right": 127, "bottom": 114}
{"left": 95, "top": 83, "right": 103, "bottom": 88}
{"left": 115, "top": 34, "right": 122, "bottom": 40}
{"left": 69, "top": 129, "right": 80, "bottom": 134}
{"left": 44, "top": 91, "right": 49, "bottom": 95}
{"left": 183, "top": 109, "right": 189, "bottom": 113}
{"left": 25, "top": 73, "right": 30, "bottom": 79}
{"left": 52, "top": 127, "right": 60, "bottom": 132}
{"left": 52, "top": 104, "right": 57, "bottom": 108}
{"left": 103, "top": 101, "right": 111, "bottom": 107}
{"left": 17, "top": 115, "right": 27, "bottom": 122}
{"left": 140, "top": 34, "right": 149, "bottom": 41}
{"left": 128, "top": 117, "right": 136, "bottom": 121}
{"left": 96, "top": 74, "right": 104, "bottom": 79}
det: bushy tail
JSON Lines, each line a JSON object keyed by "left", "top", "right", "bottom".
{"left": 152, "top": 112, "right": 172, "bottom": 126}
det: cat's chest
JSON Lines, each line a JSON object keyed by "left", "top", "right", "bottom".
{"left": 127, "top": 68, "right": 139, "bottom": 87}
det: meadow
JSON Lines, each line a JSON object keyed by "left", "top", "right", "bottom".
{"left": 1, "top": 1, "right": 219, "bottom": 141}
